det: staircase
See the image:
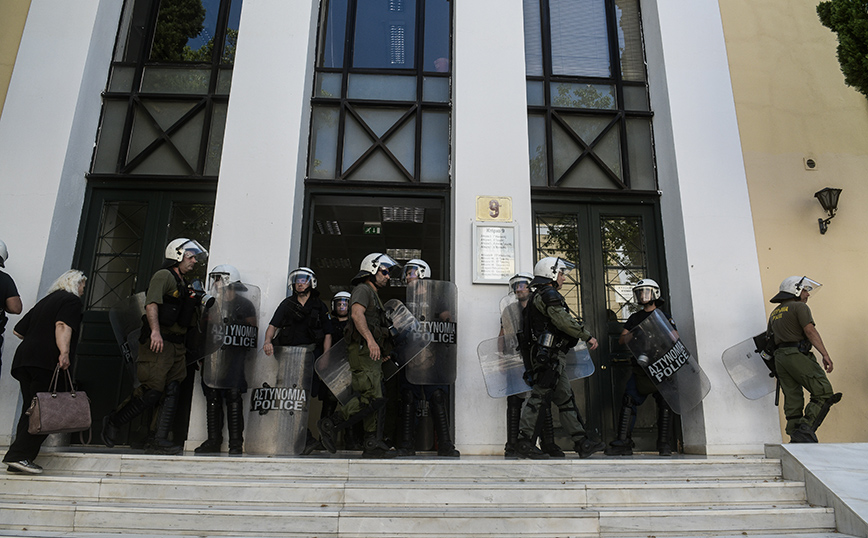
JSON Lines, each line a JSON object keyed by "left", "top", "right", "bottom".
{"left": 0, "top": 449, "right": 853, "bottom": 538}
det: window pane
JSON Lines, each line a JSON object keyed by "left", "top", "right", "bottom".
{"left": 592, "top": 122, "right": 621, "bottom": 179}
{"left": 342, "top": 113, "right": 374, "bottom": 173}
{"left": 205, "top": 102, "right": 227, "bottom": 176}
{"left": 527, "top": 81, "right": 544, "bottom": 106}
{"left": 551, "top": 120, "right": 581, "bottom": 180}
{"left": 353, "top": 0, "right": 416, "bottom": 69}
{"left": 216, "top": 69, "right": 233, "bottom": 94}
{"left": 623, "top": 85, "right": 649, "bottom": 111}
{"left": 129, "top": 142, "right": 190, "bottom": 175}
{"left": 355, "top": 107, "right": 410, "bottom": 138}
{"left": 168, "top": 202, "right": 214, "bottom": 283}
{"left": 528, "top": 114, "right": 547, "bottom": 186}
{"left": 423, "top": 76, "right": 449, "bottom": 102}
{"left": 549, "top": 0, "right": 610, "bottom": 77}
{"left": 535, "top": 214, "right": 582, "bottom": 318}
{"left": 141, "top": 67, "right": 211, "bottom": 94}
{"left": 319, "top": 0, "right": 347, "bottom": 68}
{"left": 421, "top": 111, "right": 449, "bottom": 183}
{"left": 551, "top": 82, "right": 616, "bottom": 109}
{"left": 115, "top": 0, "right": 154, "bottom": 62}
{"left": 169, "top": 108, "right": 205, "bottom": 169}
{"left": 615, "top": 0, "right": 645, "bottom": 82}
{"left": 222, "top": 0, "right": 243, "bottom": 64}
{"left": 424, "top": 0, "right": 450, "bottom": 72}
{"left": 559, "top": 156, "right": 615, "bottom": 189}
{"left": 150, "top": 0, "right": 222, "bottom": 62}
{"left": 523, "top": 0, "right": 543, "bottom": 76}
{"left": 92, "top": 100, "right": 128, "bottom": 173}
{"left": 87, "top": 201, "right": 148, "bottom": 310}
{"left": 309, "top": 106, "right": 339, "bottom": 179}
{"left": 347, "top": 150, "right": 406, "bottom": 182}
{"left": 316, "top": 72, "right": 342, "bottom": 98}
{"left": 601, "top": 216, "right": 647, "bottom": 321}
{"left": 561, "top": 115, "right": 612, "bottom": 146}
{"left": 109, "top": 67, "right": 135, "bottom": 93}
{"left": 626, "top": 118, "right": 656, "bottom": 190}
{"left": 348, "top": 74, "right": 416, "bottom": 100}
{"left": 385, "top": 115, "right": 416, "bottom": 174}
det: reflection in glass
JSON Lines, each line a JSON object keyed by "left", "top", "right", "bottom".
{"left": 421, "top": 112, "right": 449, "bottom": 182}
{"left": 551, "top": 83, "right": 616, "bottom": 109}
{"left": 615, "top": 0, "right": 645, "bottom": 82}
{"left": 535, "top": 213, "right": 582, "bottom": 318}
{"left": 168, "top": 202, "right": 214, "bottom": 283}
{"left": 549, "top": 0, "right": 610, "bottom": 77}
{"left": 601, "top": 216, "right": 646, "bottom": 322}
{"left": 151, "top": 0, "right": 219, "bottom": 62}
{"left": 92, "top": 100, "right": 128, "bottom": 173}
{"left": 309, "top": 106, "right": 339, "bottom": 179}
{"left": 88, "top": 201, "right": 148, "bottom": 310}
{"left": 223, "top": 0, "right": 243, "bottom": 64}
{"left": 523, "top": 0, "right": 543, "bottom": 77}
{"left": 527, "top": 114, "right": 547, "bottom": 186}
{"left": 319, "top": 0, "right": 347, "bottom": 68}
{"left": 348, "top": 74, "right": 416, "bottom": 101}
{"left": 424, "top": 0, "right": 450, "bottom": 72}
{"left": 423, "top": 77, "right": 449, "bottom": 103}
{"left": 353, "top": 0, "right": 416, "bottom": 69}
{"left": 141, "top": 67, "right": 211, "bottom": 94}
{"left": 626, "top": 118, "right": 656, "bottom": 190}
{"left": 205, "top": 103, "right": 227, "bottom": 175}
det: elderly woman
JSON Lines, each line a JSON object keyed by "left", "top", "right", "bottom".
{"left": 3, "top": 270, "right": 86, "bottom": 474}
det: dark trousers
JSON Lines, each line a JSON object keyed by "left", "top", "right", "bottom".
{"left": 3, "top": 366, "right": 54, "bottom": 463}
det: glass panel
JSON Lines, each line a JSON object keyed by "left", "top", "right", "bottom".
{"left": 348, "top": 74, "right": 416, "bottom": 100}
{"left": 551, "top": 82, "right": 616, "bottom": 109}
{"left": 549, "top": 0, "right": 611, "bottom": 77}
{"left": 626, "top": 118, "right": 656, "bottom": 190}
{"left": 216, "top": 69, "right": 233, "bottom": 94}
{"left": 115, "top": 0, "right": 153, "bottom": 62}
{"left": 92, "top": 100, "right": 128, "bottom": 173}
{"left": 128, "top": 105, "right": 166, "bottom": 162}
{"left": 423, "top": 77, "right": 449, "bottom": 102}
{"left": 205, "top": 102, "right": 227, "bottom": 176}
{"left": 355, "top": 107, "right": 409, "bottom": 137}
{"left": 141, "top": 67, "right": 211, "bottom": 94}
{"left": 424, "top": 0, "right": 450, "bottom": 72}
{"left": 169, "top": 108, "right": 205, "bottom": 169}
{"left": 592, "top": 122, "right": 622, "bottom": 179}
{"left": 87, "top": 201, "right": 148, "bottom": 310}
{"left": 109, "top": 66, "right": 135, "bottom": 93}
{"left": 551, "top": 120, "right": 581, "bottom": 180}
{"left": 385, "top": 115, "right": 416, "bottom": 174}
{"left": 222, "top": 0, "right": 243, "bottom": 64}
{"left": 140, "top": 100, "right": 198, "bottom": 131}
{"left": 535, "top": 213, "right": 582, "bottom": 318}
{"left": 129, "top": 142, "right": 191, "bottom": 175}
{"left": 527, "top": 114, "right": 547, "bottom": 186}
{"left": 353, "top": 0, "right": 417, "bottom": 69}
{"left": 342, "top": 113, "right": 374, "bottom": 173}
{"left": 623, "top": 85, "right": 649, "bottom": 111}
{"left": 346, "top": 150, "right": 405, "bottom": 182}
{"left": 523, "top": 0, "right": 543, "bottom": 76}
{"left": 420, "top": 111, "right": 449, "bottom": 183}
{"left": 309, "top": 106, "right": 339, "bottom": 179}
{"left": 561, "top": 115, "right": 612, "bottom": 146}
{"left": 559, "top": 155, "right": 617, "bottom": 189}
{"left": 601, "top": 216, "right": 646, "bottom": 322}
{"left": 150, "top": 0, "right": 221, "bottom": 62}
{"left": 319, "top": 0, "right": 348, "bottom": 68}
{"left": 526, "top": 81, "right": 544, "bottom": 106}
{"left": 168, "top": 202, "right": 214, "bottom": 283}
{"left": 615, "top": 0, "right": 645, "bottom": 82}
{"left": 316, "top": 72, "right": 342, "bottom": 98}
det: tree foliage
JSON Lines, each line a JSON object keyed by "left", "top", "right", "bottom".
{"left": 151, "top": 0, "right": 207, "bottom": 62}
{"left": 817, "top": 0, "right": 868, "bottom": 98}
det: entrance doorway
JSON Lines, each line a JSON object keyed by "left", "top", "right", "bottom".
{"left": 533, "top": 201, "right": 673, "bottom": 452}
{"left": 72, "top": 187, "right": 215, "bottom": 446}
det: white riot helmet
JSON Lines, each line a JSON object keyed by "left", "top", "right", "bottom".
{"left": 532, "top": 257, "right": 575, "bottom": 286}
{"left": 288, "top": 267, "right": 317, "bottom": 289}
{"left": 332, "top": 290, "right": 351, "bottom": 313}
{"left": 0, "top": 239, "right": 7, "bottom": 268}
{"left": 403, "top": 259, "right": 430, "bottom": 283}
{"left": 165, "top": 238, "right": 208, "bottom": 264}
{"left": 771, "top": 275, "right": 822, "bottom": 303}
{"left": 208, "top": 264, "right": 241, "bottom": 291}
{"left": 632, "top": 278, "right": 662, "bottom": 305}
{"left": 509, "top": 272, "right": 533, "bottom": 293}
{"left": 352, "top": 252, "right": 400, "bottom": 285}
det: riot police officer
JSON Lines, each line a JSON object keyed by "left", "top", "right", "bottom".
{"left": 395, "top": 259, "right": 460, "bottom": 458}
{"left": 318, "top": 253, "right": 399, "bottom": 458}
{"left": 330, "top": 291, "right": 351, "bottom": 337}
{"left": 607, "top": 279, "right": 676, "bottom": 456}
{"left": 502, "top": 272, "right": 533, "bottom": 458}
{"left": 102, "top": 238, "right": 209, "bottom": 454}
{"left": 516, "top": 257, "right": 604, "bottom": 460}
{"left": 195, "top": 265, "right": 258, "bottom": 455}
{"left": 768, "top": 276, "right": 841, "bottom": 443}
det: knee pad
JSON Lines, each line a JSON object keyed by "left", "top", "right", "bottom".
{"left": 622, "top": 393, "right": 639, "bottom": 411}
{"left": 141, "top": 388, "right": 163, "bottom": 408}
{"left": 431, "top": 388, "right": 447, "bottom": 406}
{"left": 164, "top": 380, "right": 180, "bottom": 398}
{"left": 226, "top": 389, "right": 243, "bottom": 405}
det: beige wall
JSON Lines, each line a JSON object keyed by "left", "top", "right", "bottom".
{"left": 0, "top": 0, "right": 31, "bottom": 118}
{"left": 720, "top": 0, "right": 868, "bottom": 442}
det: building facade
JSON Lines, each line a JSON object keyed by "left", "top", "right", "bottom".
{"left": 1, "top": 0, "right": 862, "bottom": 454}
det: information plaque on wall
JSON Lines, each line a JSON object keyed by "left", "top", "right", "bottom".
{"left": 472, "top": 221, "right": 518, "bottom": 284}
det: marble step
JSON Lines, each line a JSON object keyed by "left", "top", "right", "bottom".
{"left": 0, "top": 534, "right": 858, "bottom": 538}
{"left": 0, "top": 474, "right": 808, "bottom": 507}
{"left": 0, "top": 501, "right": 838, "bottom": 537}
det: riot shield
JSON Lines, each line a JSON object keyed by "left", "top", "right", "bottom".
{"left": 476, "top": 336, "right": 595, "bottom": 398}
{"left": 499, "top": 294, "right": 523, "bottom": 336}
{"left": 245, "top": 345, "right": 314, "bottom": 455}
{"left": 108, "top": 292, "right": 146, "bottom": 382}
{"left": 722, "top": 334, "right": 775, "bottom": 400}
{"left": 624, "top": 309, "right": 711, "bottom": 414}
{"left": 201, "top": 283, "right": 260, "bottom": 390}
{"left": 405, "top": 280, "right": 458, "bottom": 385}
{"left": 313, "top": 338, "right": 353, "bottom": 405}
{"left": 383, "top": 299, "right": 431, "bottom": 380}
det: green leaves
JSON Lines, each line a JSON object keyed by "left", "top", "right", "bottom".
{"left": 817, "top": 0, "right": 868, "bottom": 98}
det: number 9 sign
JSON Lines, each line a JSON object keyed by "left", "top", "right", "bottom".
{"left": 476, "top": 196, "right": 512, "bottom": 222}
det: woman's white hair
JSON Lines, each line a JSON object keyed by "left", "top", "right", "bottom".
{"left": 47, "top": 269, "right": 87, "bottom": 297}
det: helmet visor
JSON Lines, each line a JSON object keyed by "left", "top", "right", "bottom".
{"left": 511, "top": 280, "right": 529, "bottom": 293}
{"left": 208, "top": 272, "right": 231, "bottom": 291}
{"left": 375, "top": 254, "right": 399, "bottom": 270}
{"left": 799, "top": 277, "right": 822, "bottom": 295}
{"left": 179, "top": 239, "right": 208, "bottom": 261}
{"left": 633, "top": 287, "right": 655, "bottom": 304}
{"left": 555, "top": 258, "right": 576, "bottom": 276}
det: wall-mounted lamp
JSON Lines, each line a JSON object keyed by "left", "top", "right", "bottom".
{"left": 814, "top": 187, "right": 842, "bottom": 235}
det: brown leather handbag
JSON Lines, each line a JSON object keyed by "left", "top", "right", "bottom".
{"left": 26, "top": 365, "right": 92, "bottom": 435}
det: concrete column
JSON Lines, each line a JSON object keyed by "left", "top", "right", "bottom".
{"left": 185, "top": 0, "right": 319, "bottom": 449}
{"left": 452, "top": 0, "right": 534, "bottom": 454}
{"left": 0, "top": 0, "right": 120, "bottom": 446}
{"left": 643, "top": 0, "right": 781, "bottom": 454}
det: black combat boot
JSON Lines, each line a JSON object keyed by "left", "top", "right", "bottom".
{"left": 656, "top": 400, "right": 674, "bottom": 456}
{"left": 362, "top": 434, "right": 397, "bottom": 459}
{"left": 606, "top": 396, "right": 635, "bottom": 456}
{"left": 504, "top": 395, "right": 523, "bottom": 458}
{"left": 431, "top": 390, "right": 459, "bottom": 457}
{"left": 102, "top": 388, "right": 162, "bottom": 448}
{"left": 539, "top": 407, "right": 564, "bottom": 458}
{"left": 195, "top": 388, "right": 223, "bottom": 454}
{"left": 790, "top": 423, "right": 818, "bottom": 443}
{"left": 395, "top": 388, "right": 416, "bottom": 456}
{"left": 147, "top": 382, "right": 183, "bottom": 455}
{"left": 575, "top": 436, "right": 605, "bottom": 458}
{"left": 515, "top": 435, "right": 550, "bottom": 460}
{"left": 226, "top": 392, "right": 244, "bottom": 455}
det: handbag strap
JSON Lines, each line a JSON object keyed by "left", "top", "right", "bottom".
{"left": 49, "top": 364, "right": 78, "bottom": 397}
